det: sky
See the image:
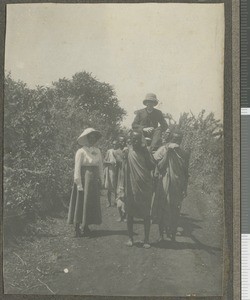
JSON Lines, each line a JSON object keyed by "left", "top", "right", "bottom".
{"left": 5, "top": 3, "right": 225, "bottom": 127}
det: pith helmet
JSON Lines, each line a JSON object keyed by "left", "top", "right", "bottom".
{"left": 143, "top": 93, "right": 159, "bottom": 106}
{"left": 77, "top": 128, "right": 102, "bottom": 146}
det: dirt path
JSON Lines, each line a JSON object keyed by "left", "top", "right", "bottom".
{"left": 4, "top": 184, "right": 224, "bottom": 297}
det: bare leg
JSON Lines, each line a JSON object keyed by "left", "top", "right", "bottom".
{"left": 126, "top": 215, "right": 134, "bottom": 246}
{"left": 143, "top": 215, "right": 151, "bottom": 248}
{"left": 75, "top": 223, "right": 81, "bottom": 237}
{"left": 158, "top": 219, "right": 164, "bottom": 242}
{"left": 107, "top": 191, "right": 111, "bottom": 207}
{"left": 117, "top": 206, "right": 123, "bottom": 222}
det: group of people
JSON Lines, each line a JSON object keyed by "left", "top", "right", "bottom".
{"left": 67, "top": 93, "right": 190, "bottom": 249}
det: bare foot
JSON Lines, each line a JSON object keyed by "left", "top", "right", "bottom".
{"left": 143, "top": 242, "right": 151, "bottom": 249}
{"left": 116, "top": 218, "right": 122, "bottom": 222}
{"left": 125, "top": 239, "right": 133, "bottom": 247}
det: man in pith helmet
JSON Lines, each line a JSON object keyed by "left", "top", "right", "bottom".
{"left": 132, "top": 93, "right": 168, "bottom": 151}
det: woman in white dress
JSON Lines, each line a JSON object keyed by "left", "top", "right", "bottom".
{"left": 67, "top": 128, "right": 104, "bottom": 237}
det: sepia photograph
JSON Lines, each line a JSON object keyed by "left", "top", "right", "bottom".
{"left": 3, "top": 3, "right": 225, "bottom": 297}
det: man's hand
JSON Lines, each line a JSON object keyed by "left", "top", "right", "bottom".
{"left": 77, "top": 185, "right": 83, "bottom": 191}
{"left": 168, "top": 143, "right": 179, "bottom": 149}
{"left": 143, "top": 127, "right": 154, "bottom": 133}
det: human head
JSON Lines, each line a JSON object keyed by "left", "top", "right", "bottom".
{"left": 162, "top": 128, "right": 171, "bottom": 144}
{"left": 126, "top": 138, "right": 132, "bottom": 146}
{"left": 77, "top": 128, "right": 102, "bottom": 147}
{"left": 87, "top": 132, "right": 101, "bottom": 146}
{"left": 118, "top": 136, "right": 126, "bottom": 148}
{"left": 130, "top": 131, "right": 142, "bottom": 149}
{"left": 112, "top": 140, "right": 119, "bottom": 149}
{"left": 143, "top": 93, "right": 159, "bottom": 109}
{"left": 171, "top": 129, "right": 183, "bottom": 145}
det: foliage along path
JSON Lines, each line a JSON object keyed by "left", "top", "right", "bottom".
{"left": 4, "top": 184, "right": 223, "bottom": 297}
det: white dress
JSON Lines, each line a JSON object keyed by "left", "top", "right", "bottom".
{"left": 74, "top": 146, "right": 104, "bottom": 191}
{"left": 67, "top": 146, "right": 104, "bottom": 226}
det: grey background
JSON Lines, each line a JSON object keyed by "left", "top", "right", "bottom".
{"left": 0, "top": 0, "right": 239, "bottom": 299}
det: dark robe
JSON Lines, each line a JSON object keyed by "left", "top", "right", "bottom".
{"left": 151, "top": 143, "right": 189, "bottom": 234}
{"left": 121, "top": 147, "right": 155, "bottom": 218}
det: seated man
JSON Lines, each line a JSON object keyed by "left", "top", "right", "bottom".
{"left": 121, "top": 131, "right": 155, "bottom": 248}
{"left": 132, "top": 93, "right": 168, "bottom": 151}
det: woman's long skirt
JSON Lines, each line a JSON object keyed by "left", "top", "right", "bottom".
{"left": 67, "top": 166, "right": 102, "bottom": 228}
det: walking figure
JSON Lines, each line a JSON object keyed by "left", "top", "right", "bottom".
{"left": 152, "top": 129, "right": 190, "bottom": 242}
{"left": 67, "top": 128, "right": 104, "bottom": 237}
{"left": 114, "top": 136, "right": 127, "bottom": 222}
{"left": 121, "top": 131, "right": 155, "bottom": 248}
{"left": 104, "top": 140, "right": 119, "bottom": 207}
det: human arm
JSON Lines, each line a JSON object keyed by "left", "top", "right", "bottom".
{"left": 158, "top": 111, "right": 168, "bottom": 131}
{"left": 132, "top": 111, "right": 144, "bottom": 132}
{"left": 142, "top": 146, "right": 156, "bottom": 170}
{"left": 157, "top": 146, "right": 170, "bottom": 173}
{"left": 182, "top": 150, "right": 191, "bottom": 196}
{"left": 103, "top": 150, "right": 115, "bottom": 166}
{"left": 74, "top": 149, "right": 83, "bottom": 191}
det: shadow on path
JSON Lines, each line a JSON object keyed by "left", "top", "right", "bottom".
{"left": 88, "top": 229, "right": 136, "bottom": 238}
{"left": 151, "top": 215, "right": 221, "bottom": 255}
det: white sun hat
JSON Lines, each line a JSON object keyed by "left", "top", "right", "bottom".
{"left": 77, "top": 128, "right": 102, "bottom": 146}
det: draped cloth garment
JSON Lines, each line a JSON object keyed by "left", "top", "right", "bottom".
{"left": 122, "top": 148, "right": 155, "bottom": 219}
{"left": 151, "top": 143, "right": 189, "bottom": 234}
{"left": 104, "top": 149, "right": 117, "bottom": 191}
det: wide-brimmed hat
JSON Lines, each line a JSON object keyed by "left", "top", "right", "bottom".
{"left": 77, "top": 128, "right": 102, "bottom": 146}
{"left": 143, "top": 93, "right": 159, "bottom": 106}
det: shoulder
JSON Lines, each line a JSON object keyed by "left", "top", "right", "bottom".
{"left": 153, "top": 145, "right": 166, "bottom": 159}
{"left": 153, "top": 108, "right": 163, "bottom": 115}
{"left": 95, "top": 147, "right": 102, "bottom": 155}
{"left": 76, "top": 148, "right": 85, "bottom": 155}
{"left": 136, "top": 108, "right": 147, "bottom": 115}
{"left": 75, "top": 148, "right": 85, "bottom": 159}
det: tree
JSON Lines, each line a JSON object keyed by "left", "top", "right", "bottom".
{"left": 4, "top": 72, "right": 126, "bottom": 236}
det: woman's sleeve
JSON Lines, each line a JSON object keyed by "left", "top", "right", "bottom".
{"left": 98, "top": 149, "right": 104, "bottom": 186}
{"left": 74, "top": 149, "right": 83, "bottom": 191}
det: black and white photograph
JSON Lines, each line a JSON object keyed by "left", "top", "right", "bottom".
{"left": 3, "top": 3, "right": 225, "bottom": 297}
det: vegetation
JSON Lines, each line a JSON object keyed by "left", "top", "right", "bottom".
{"left": 3, "top": 72, "right": 223, "bottom": 238}
{"left": 4, "top": 72, "right": 126, "bottom": 237}
{"left": 169, "top": 110, "right": 223, "bottom": 195}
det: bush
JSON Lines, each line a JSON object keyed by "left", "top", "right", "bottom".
{"left": 173, "top": 110, "right": 223, "bottom": 194}
{"left": 4, "top": 72, "right": 126, "bottom": 237}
